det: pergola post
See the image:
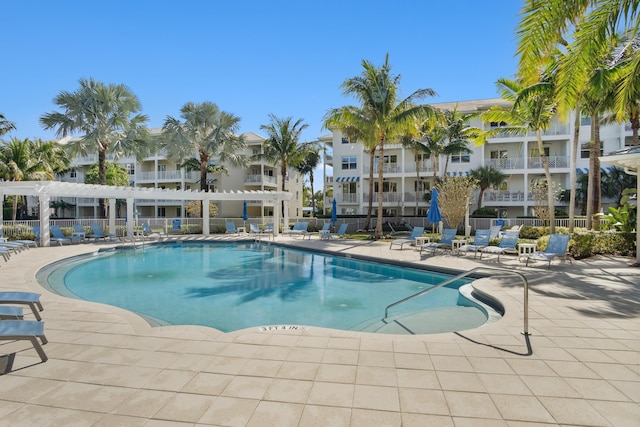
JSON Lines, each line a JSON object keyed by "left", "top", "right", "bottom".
{"left": 108, "top": 198, "right": 116, "bottom": 237}
{"left": 126, "top": 198, "right": 134, "bottom": 240}
{"left": 273, "top": 195, "right": 281, "bottom": 238}
{"left": 38, "top": 191, "right": 51, "bottom": 247}
{"left": 203, "top": 196, "right": 210, "bottom": 237}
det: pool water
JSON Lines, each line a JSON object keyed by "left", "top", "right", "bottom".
{"left": 38, "top": 241, "right": 492, "bottom": 334}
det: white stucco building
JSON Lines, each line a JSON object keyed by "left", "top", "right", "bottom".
{"left": 322, "top": 98, "right": 636, "bottom": 219}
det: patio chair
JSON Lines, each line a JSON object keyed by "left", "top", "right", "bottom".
{"left": 0, "top": 306, "right": 23, "bottom": 319}
{"left": 50, "top": 225, "right": 81, "bottom": 245}
{"left": 0, "top": 320, "right": 48, "bottom": 362}
{"left": 0, "top": 228, "right": 37, "bottom": 248}
{"left": 0, "top": 247, "right": 11, "bottom": 262}
{"left": 225, "top": 221, "right": 239, "bottom": 234}
{"left": 283, "top": 222, "right": 309, "bottom": 236}
{"left": 489, "top": 225, "right": 502, "bottom": 240}
{"left": 88, "top": 223, "right": 117, "bottom": 241}
{"left": 479, "top": 231, "right": 519, "bottom": 262}
{"left": 458, "top": 229, "right": 491, "bottom": 258}
{"left": 322, "top": 223, "right": 349, "bottom": 239}
{"left": 0, "top": 241, "right": 28, "bottom": 253}
{"left": 303, "top": 223, "right": 330, "bottom": 240}
{"left": 72, "top": 224, "right": 88, "bottom": 241}
{"left": 389, "top": 226, "right": 425, "bottom": 249}
{"left": 419, "top": 228, "right": 457, "bottom": 254}
{"left": 0, "top": 291, "right": 44, "bottom": 321}
{"left": 525, "top": 234, "right": 573, "bottom": 268}
{"left": 142, "top": 223, "right": 165, "bottom": 239}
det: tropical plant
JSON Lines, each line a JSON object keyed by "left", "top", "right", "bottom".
{"left": 607, "top": 188, "right": 637, "bottom": 232}
{"left": 0, "top": 138, "right": 68, "bottom": 219}
{"left": 469, "top": 165, "right": 506, "bottom": 209}
{"left": 40, "top": 77, "right": 153, "bottom": 216}
{"left": 477, "top": 76, "right": 558, "bottom": 232}
{"left": 84, "top": 161, "right": 130, "bottom": 186}
{"left": 436, "top": 176, "right": 478, "bottom": 231}
{"left": 441, "top": 107, "right": 480, "bottom": 175}
{"left": 0, "top": 113, "right": 16, "bottom": 136}
{"left": 295, "top": 142, "right": 321, "bottom": 217}
{"left": 161, "top": 101, "right": 247, "bottom": 193}
{"left": 259, "top": 114, "right": 309, "bottom": 215}
{"left": 50, "top": 200, "right": 76, "bottom": 218}
{"left": 324, "top": 54, "right": 438, "bottom": 238}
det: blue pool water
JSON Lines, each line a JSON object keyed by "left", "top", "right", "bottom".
{"left": 38, "top": 242, "right": 491, "bottom": 334}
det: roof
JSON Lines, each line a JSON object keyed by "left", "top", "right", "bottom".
{"left": 600, "top": 146, "right": 640, "bottom": 175}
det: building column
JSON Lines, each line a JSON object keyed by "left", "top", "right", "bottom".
{"left": 126, "top": 198, "right": 134, "bottom": 240}
{"left": 203, "top": 197, "right": 210, "bottom": 236}
{"left": 108, "top": 198, "right": 116, "bottom": 237}
{"left": 38, "top": 191, "right": 51, "bottom": 247}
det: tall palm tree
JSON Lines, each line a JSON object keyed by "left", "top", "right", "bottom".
{"left": 0, "top": 138, "right": 63, "bottom": 220}
{"left": 399, "top": 123, "right": 432, "bottom": 214}
{"left": 478, "top": 76, "right": 558, "bottom": 232}
{"left": 295, "top": 142, "right": 321, "bottom": 217}
{"left": 40, "top": 78, "right": 152, "bottom": 216}
{"left": 161, "top": 101, "right": 247, "bottom": 193}
{"left": 441, "top": 107, "right": 480, "bottom": 175}
{"left": 325, "top": 54, "right": 438, "bottom": 238}
{"left": 470, "top": 165, "right": 506, "bottom": 210}
{"left": 0, "top": 113, "right": 16, "bottom": 137}
{"left": 259, "top": 114, "right": 309, "bottom": 216}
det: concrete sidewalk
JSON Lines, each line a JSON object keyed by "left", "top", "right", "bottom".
{"left": 0, "top": 237, "right": 638, "bottom": 426}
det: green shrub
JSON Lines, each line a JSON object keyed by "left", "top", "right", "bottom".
{"left": 471, "top": 207, "right": 498, "bottom": 218}
{"left": 569, "top": 231, "right": 636, "bottom": 258}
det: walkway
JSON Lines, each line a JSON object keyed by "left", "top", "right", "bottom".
{"left": 0, "top": 236, "right": 638, "bottom": 426}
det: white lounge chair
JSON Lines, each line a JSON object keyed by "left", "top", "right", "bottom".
{"left": 0, "top": 291, "right": 44, "bottom": 321}
{"left": 389, "top": 227, "right": 425, "bottom": 249}
{"left": 0, "top": 320, "right": 48, "bottom": 362}
{"left": 525, "top": 234, "right": 572, "bottom": 268}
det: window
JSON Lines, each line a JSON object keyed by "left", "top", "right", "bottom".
{"left": 157, "top": 207, "right": 166, "bottom": 217}
{"left": 491, "top": 150, "right": 508, "bottom": 159}
{"left": 69, "top": 170, "right": 77, "bottom": 178}
{"left": 530, "top": 147, "right": 550, "bottom": 158}
{"left": 158, "top": 164, "right": 166, "bottom": 172}
{"left": 341, "top": 156, "right": 357, "bottom": 170}
{"left": 374, "top": 181, "right": 397, "bottom": 192}
{"left": 415, "top": 153, "right": 429, "bottom": 162}
{"left": 489, "top": 121, "right": 507, "bottom": 128}
{"left": 125, "top": 164, "right": 135, "bottom": 175}
{"left": 581, "top": 116, "right": 591, "bottom": 126}
{"left": 414, "top": 181, "right": 430, "bottom": 191}
{"left": 580, "top": 142, "right": 603, "bottom": 158}
{"left": 451, "top": 153, "right": 470, "bottom": 163}
{"left": 341, "top": 138, "right": 353, "bottom": 144}
{"left": 342, "top": 182, "right": 357, "bottom": 193}
{"left": 374, "top": 155, "right": 398, "bottom": 166}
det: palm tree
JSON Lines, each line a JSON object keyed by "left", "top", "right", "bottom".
{"left": 470, "top": 165, "right": 506, "bottom": 210}
{"left": 0, "top": 138, "right": 63, "bottom": 220}
{"left": 0, "top": 113, "right": 16, "bottom": 136}
{"left": 324, "top": 54, "right": 438, "bottom": 238}
{"left": 441, "top": 107, "right": 480, "bottom": 175}
{"left": 478, "top": 76, "right": 558, "bottom": 232}
{"left": 399, "top": 125, "right": 432, "bottom": 214}
{"left": 259, "top": 114, "right": 309, "bottom": 216}
{"left": 295, "top": 142, "right": 321, "bottom": 217}
{"left": 161, "top": 101, "right": 247, "bottom": 193}
{"left": 40, "top": 78, "right": 152, "bottom": 216}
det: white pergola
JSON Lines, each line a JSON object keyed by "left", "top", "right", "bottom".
{"left": 0, "top": 181, "right": 293, "bottom": 247}
{"left": 600, "top": 147, "right": 640, "bottom": 265}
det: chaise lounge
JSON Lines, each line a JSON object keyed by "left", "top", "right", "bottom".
{"left": 0, "top": 291, "right": 44, "bottom": 321}
{"left": 0, "top": 320, "right": 48, "bottom": 362}
{"left": 525, "top": 234, "right": 572, "bottom": 268}
{"left": 389, "top": 226, "right": 425, "bottom": 250}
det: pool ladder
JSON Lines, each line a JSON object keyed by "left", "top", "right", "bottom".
{"left": 384, "top": 266, "right": 530, "bottom": 336}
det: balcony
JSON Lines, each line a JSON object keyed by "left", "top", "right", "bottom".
{"left": 527, "top": 156, "right": 569, "bottom": 169}
{"left": 363, "top": 192, "right": 402, "bottom": 203}
{"left": 487, "top": 158, "right": 524, "bottom": 170}
{"left": 483, "top": 190, "right": 526, "bottom": 203}
{"left": 403, "top": 191, "right": 427, "bottom": 203}
{"left": 339, "top": 193, "right": 359, "bottom": 204}
{"left": 245, "top": 174, "right": 277, "bottom": 187}
{"left": 136, "top": 170, "right": 199, "bottom": 182}
{"left": 405, "top": 162, "right": 435, "bottom": 173}
{"left": 364, "top": 164, "right": 402, "bottom": 174}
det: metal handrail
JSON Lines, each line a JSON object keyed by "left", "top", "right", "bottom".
{"left": 384, "top": 266, "right": 530, "bottom": 335}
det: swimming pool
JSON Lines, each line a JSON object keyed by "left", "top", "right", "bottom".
{"left": 38, "top": 241, "right": 497, "bottom": 334}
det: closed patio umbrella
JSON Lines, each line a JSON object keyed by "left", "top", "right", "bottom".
{"left": 427, "top": 189, "right": 442, "bottom": 234}
{"left": 331, "top": 199, "right": 337, "bottom": 230}
{"left": 242, "top": 200, "right": 248, "bottom": 227}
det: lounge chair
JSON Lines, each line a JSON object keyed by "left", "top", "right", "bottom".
{"left": 480, "top": 231, "right": 519, "bottom": 261}
{"left": 0, "top": 306, "right": 24, "bottom": 319}
{"left": 419, "top": 228, "right": 457, "bottom": 254}
{"left": 389, "top": 226, "right": 425, "bottom": 249}
{"left": 0, "top": 291, "right": 44, "bottom": 321}
{"left": 0, "top": 247, "right": 11, "bottom": 262}
{"left": 458, "top": 229, "right": 491, "bottom": 258}
{"left": 50, "top": 225, "right": 81, "bottom": 245}
{"left": 0, "top": 241, "right": 27, "bottom": 253}
{"left": 0, "top": 320, "right": 48, "bottom": 362}
{"left": 249, "top": 223, "right": 264, "bottom": 235}
{"left": 322, "top": 223, "right": 349, "bottom": 239}
{"left": 88, "top": 223, "right": 117, "bottom": 241}
{"left": 142, "top": 223, "right": 165, "bottom": 239}
{"left": 303, "top": 223, "right": 330, "bottom": 240}
{"left": 225, "top": 221, "right": 239, "bottom": 234}
{"left": 283, "top": 222, "right": 309, "bottom": 236}
{"left": 525, "top": 234, "right": 572, "bottom": 268}
{"left": 72, "top": 224, "right": 88, "bottom": 241}
{"left": 489, "top": 225, "right": 502, "bottom": 240}
{"left": 0, "top": 229, "right": 37, "bottom": 248}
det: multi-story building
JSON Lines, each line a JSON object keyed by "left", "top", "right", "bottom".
{"left": 56, "top": 130, "right": 304, "bottom": 220}
{"left": 322, "top": 98, "right": 635, "bottom": 219}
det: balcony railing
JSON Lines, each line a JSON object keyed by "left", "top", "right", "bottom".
{"left": 527, "top": 156, "right": 569, "bottom": 169}
{"left": 339, "top": 193, "right": 359, "bottom": 204}
{"left": 487, "top": 158, "right": 524, "bottom": 170}
{"left": 363, "top": 164, "right": 402, "bottom": 174}
{"left": 136, "top": 170, "right": 199, "bottom": 182}
{"left": 404, "top": 162, "right": 435, "bottom": 173}
{"left": 245, "top": 174, "right": 277, "bottom": 185}
{"left": 482, "top": 190, "right": 526, "bottom": 202}
{"left": 363, "top": 192, "right": 402, "bottom": 203}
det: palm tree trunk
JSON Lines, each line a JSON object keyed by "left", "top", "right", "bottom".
{"left": 375, "top": 142, "right": 385, "bottom": 239}
{"left": 365, "top": 148, "right": 375, "bottom": 230}
{"left": 537, "top": 130, "right": 555, "bottom": 233}
{"left": 415, "top": 159, "right": 421, "bottom": 214}
{"left": 98, "top": 148, "right": 107, "bottom": 217}
{"left": 631, "top": 114, "right": 639, "bottom": 146}
{"left": 569, "top": 105, "right": 580, "bottom": 233}
{"left": 586, "top": 115, "right": 601, "bottom": 229}
{"left": 309, "top": 172, "right": 315, "bottom": 218}
{"left": 477, "top": 186, "right": 485, "bottom": 210}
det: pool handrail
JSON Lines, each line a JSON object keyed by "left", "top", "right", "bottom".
{"left": 383, "top": 266, "right": 530, "bottom": 335}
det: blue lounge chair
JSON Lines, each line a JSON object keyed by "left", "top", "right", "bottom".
{"left": 283, "top": 222, "right": 309, "bottom": 236}
{"left": 458, "top": 229, "right": 491, "bottom": 258}
{"left": 322, "top": 223, "right": 349, "bottom": 239}
{"left": 489, "top": 225, "right": 502, "bottom": 240}
{"left": 72, "top": 224, "right": 87, "bottom": 241}
{"left": 0, "top": 241, "right": 27, "bottom": 253}
{"left": 525, "top": 234, "right": 572, "bottom": 268}
{"left": 389, "top": 226, "right": 425, "bottom": 250}
{"left": 303, "top": 223, "right": 331, "bottom": 240}
{"left": 0, "top": 306, "right": 23, "bottom": 319}
{"left": 0, "top": 247, "right": 11, "bottom": 262}
{"left": 88, "top": 223, "right": 117, "bottom": 241}
{"left": 50, "top": 225, "right": 81, "bottom": 245}
{"left": 0, "top": 320, "right": 48, "bottom": 362}
{"left": 225, "top": 221, "right": 239, "bottom": 234}
{"left": 419, "top": 228, "right": 457, "bottom": 254}
{"left": 0, "top": 291, "right": 44, "bottom": 321}
{"left": 480, "top": 231, "right": 519, "bottom": 261}
{"left": 142, "top": 223, "right": 165, "bottom": 239}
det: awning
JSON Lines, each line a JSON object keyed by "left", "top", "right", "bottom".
{"left": 446, "top": 171, "right": 470, "bottom": 177}
{"left": 195, "top": 178, "right": 217, "bottom": 184}
{"left": 576, "top": 167, "right": 612, "bottom": 174}
{"left": 335, "top": 176, "right": 360, "bottom": 182}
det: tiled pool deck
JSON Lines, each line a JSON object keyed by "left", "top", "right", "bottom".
{"left": 1, "top": 236, "right": 638, "bottom": 426}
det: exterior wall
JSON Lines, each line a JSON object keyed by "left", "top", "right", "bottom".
{"left": 56, "top": 130, "right": 303, "bottom": 220}
{"left": 326, "top": 98, "right": 633, "bottom": 220}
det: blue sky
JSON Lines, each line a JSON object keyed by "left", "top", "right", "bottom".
{"left": 3, "top": 0, "right": 522, "bottom": 145}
